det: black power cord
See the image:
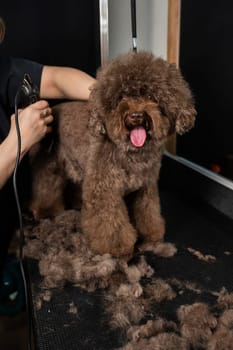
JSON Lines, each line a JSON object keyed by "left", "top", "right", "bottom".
{"left": 130, "top": 0, "right": 137, "bottom": 52}
{"left": 13, "top": 74, "right": 40, "bottom": 350}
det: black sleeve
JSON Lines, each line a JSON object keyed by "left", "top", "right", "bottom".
{"left": 6, "top": 56, "right": 43, "bottom": 112}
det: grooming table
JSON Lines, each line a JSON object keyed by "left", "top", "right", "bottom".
{"left": 27, "top": 154, "right": 233, "bottom": 350}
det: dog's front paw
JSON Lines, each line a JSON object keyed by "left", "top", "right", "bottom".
{"left": 83, "top": 217, "right": 137, "bottom": 258}
{"left": 138, "top": 216, "right": 165, "bottom": 244}
{"left": 87, "top": 228, "right": 136, "bottom": 258}
{"left": 81, "top": 196, "right": 138, "bottom": 257}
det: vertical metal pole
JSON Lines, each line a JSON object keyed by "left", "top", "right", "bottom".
{"left": 99, "top": 0, "right": 109, "bottom": 65}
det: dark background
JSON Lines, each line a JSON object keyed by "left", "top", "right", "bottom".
{"left": 178, "top": 0, "right": 233, "bottom": 179}
{"left": 0, "top": 0, "right": 100, "bottom": 77}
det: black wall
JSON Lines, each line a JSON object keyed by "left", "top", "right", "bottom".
{"left": 178, "top": 0, "right": 233, "bottom": 177}
{"left": 0, "top": 0, "right": 100, "bottom": 77}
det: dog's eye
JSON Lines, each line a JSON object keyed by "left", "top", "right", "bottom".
{"left": 147, "top": 94, "right": 153, "bottom": 101}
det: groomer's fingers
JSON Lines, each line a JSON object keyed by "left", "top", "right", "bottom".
{"left": 40, "top": 107, "right": 52, "bottom": 118}
{"left": 32, "top": 100, "right": 49, "bottom": 109}
{"left": 44, "top": 114, "right": 54, "bottom": 124}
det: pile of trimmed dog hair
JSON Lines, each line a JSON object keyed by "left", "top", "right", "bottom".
{"left": 23, "top": 210, "right": 233, "bottom": 350}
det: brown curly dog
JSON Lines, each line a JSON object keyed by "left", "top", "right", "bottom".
{"left": 29, "top": 51, "right": 196, "bottom": 257}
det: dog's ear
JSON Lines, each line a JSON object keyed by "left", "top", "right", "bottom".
{"left": 175, "top": 106, "right": 197, "bottom": 135}
{"left": 170, "top": 63, "right": 197, "bottom": 135}
{"left": 157, "top": 62, "right": 197, "bottom": 135}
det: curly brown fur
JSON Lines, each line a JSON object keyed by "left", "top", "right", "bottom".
{"left": 207, "top": 309, "right": 233, "bottom": 350}
{"left": 217, "top": 287, "right": 233, "bottom": 309}
{"left": 143, "top": 279, "right": 176, "bottom": 303}
{"left": 177, "top": 303, "right": 217, "bottom": 349}
{"left": 24, "top": 210, "right": 156, "bottom": 295}
{"left": 120, "top": 332, "right": 189, "bottom": 350}
{"left": 104, "top": 277, "right": 176, "bottom": 330}
{"left": 139, "top": 241, "right": 177, "bottom": 257}
{"left": 126, "top": 319, "right": 178, "bottom": 342}
{"left": 24, "top": 210, "right": 118, "bottom": 290}
{"left": 29, "top": 51, "right": 196, "bottom": 257}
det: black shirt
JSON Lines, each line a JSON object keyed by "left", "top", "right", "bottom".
{"left": 0, "top": 55, "right": 43, "bottom": 266}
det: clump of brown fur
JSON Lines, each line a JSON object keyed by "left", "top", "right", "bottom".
{"left": 207, "top": 310, "right": 233, "bottom": 350}
{"left": 177, "top": 303, "right": 217, "bottom": 349}
{"left": 29, "top": 50, "right": 196, "bottom": 258}
{"left": 24, "top": 210, "right": 118, "bottom": 290}
{"left": 216, "top": 287, "right": 233, "bottom": 309}
{"left": 139, "top": 242, "right": 177, "bottom": 257}
{"left": 24, "top": 209, "right": 160, "bottom": 293}
{"left": 104, "top": 276, "right": 176, "bottom": 329}
{"left": 24, "top": 209, "right": 178, "bottom": 331}
{"left": 126, "top": 318, "right": 178, "bottom": 342}
{"left": 119, "top": 332, "right": 189, "bottom": 350}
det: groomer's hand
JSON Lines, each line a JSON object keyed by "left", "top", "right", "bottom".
{"left": 9, "top": 100, "right": 53, "bottom": 156}
{"left": 0, "top": 100, "right": 53, "bottom": 189}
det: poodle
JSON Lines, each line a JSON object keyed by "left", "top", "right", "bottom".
{"left": 29, "top": 51, "right": 196, "bottom": 257}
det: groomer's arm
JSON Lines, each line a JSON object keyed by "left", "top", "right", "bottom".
{"left": 40, "top": 66, "right": 96, "bottom": 100}
{"left": 0, "top": 126, "right": 20, "bottom": 189}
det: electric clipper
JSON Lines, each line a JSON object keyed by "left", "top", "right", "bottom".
{"left": 19, "top": 73, "right": 40, "bottom": 107}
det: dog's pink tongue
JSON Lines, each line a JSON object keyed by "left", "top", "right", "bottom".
{"left": 130, "top": 126, "right": 147, "bottom": 147}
